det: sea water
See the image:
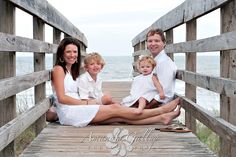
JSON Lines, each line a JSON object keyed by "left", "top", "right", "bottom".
{"left": 16, "top": 54, "right": 220, "bottom": 113}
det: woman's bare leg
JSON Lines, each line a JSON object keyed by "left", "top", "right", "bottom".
{"left": 94, "top": 105, "right": 181, "bottom": 125}
{"left": 91, "top": 98, "right": 180, "bottom": 123}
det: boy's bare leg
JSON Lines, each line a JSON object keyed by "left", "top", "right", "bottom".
{"left": 101, "top": 94, "right": 114, "bottom": 105}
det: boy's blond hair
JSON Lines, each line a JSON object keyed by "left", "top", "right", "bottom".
{"left": 137, "top": 55, "right": 156, "bottom": 71}
{"left": 84, "top": 52, "right": 105, "bottom": 68}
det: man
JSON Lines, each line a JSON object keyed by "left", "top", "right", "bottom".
{"left": 146, "top": 28, "right": 177, "bottom": 107}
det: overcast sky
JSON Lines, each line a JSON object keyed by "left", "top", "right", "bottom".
{"left": 16, "top": 0, "right": 220, "bottom": 56}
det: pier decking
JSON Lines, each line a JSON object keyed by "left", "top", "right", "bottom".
{"left": 19, "top": 81, "right": 216, "bottom": 157}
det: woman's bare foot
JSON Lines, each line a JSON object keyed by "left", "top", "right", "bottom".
{"left": 161, "top": 105, "right": 181, "bottom": 125}
{"left": 159, "top": 98, "right": 180, "bottom": 114}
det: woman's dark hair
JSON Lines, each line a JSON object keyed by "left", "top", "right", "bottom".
{"left": 146, "top": 28, "right": 166, "bottom": 43}
{"left": 55, "top": 37, "right": 81, "bottom": 80}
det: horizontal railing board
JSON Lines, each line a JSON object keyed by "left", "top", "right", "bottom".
{"left": 0, "top": 32, "right": 58, "bottom": 52}
{"left": 0, "top": 97, "right": 52, "bottom": 151}
{"left": 178, "top": 94, "right": 236, "bottom": 145}
{"left": 0, "top": 70, "right": 50, "bottom": 101}
{"left": 132, "top": 31, "right": 236, "bottom": 55}
{"left": 6, "top": 0, "right": 87, "bottom": 46}
{"left": 176, "top": 70, "right": 236, "bottom": 97}
{"left": 165, "top": 31, "right": 236, "bottom": 53}
{"left": 132, "top": 0, "right": 231, "bottom": 46}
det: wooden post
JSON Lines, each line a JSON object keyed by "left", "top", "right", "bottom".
{"left": 185, "top": 19, "right": 197, "bottom": 134}
{"left": 33, "top": 17, "right": 46, "bottom": 135}
{"left": 220, "top": 0, "right": 236, "bottom": 156}
{"left": 53, "top": 28, "right": 61, "bottom": 65}
{"left": 166, "top": 29, "right": 173, "bottom": 60}
{"left": 0, "top": 1, "right": 16, "bottom": 157}
{"left": 140, "top": 41, "right": 145, "bottom": 50}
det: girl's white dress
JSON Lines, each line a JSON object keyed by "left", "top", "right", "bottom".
{"left": 121, "top": 74, "right": 159, "bottom": 107}
{"left": 53, "top": 72, "right": 100, "bottom": 127}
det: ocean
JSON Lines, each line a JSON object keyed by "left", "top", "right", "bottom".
{"left": 16, "top": 54, "right": 220, "bottom": 113}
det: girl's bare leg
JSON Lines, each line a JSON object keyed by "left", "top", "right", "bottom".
{"left": 95, "top": 105, "right": 181, "bottom": 125}
{"left": 91, "top": 98, "right": 180, "bottom": 123}
{"left": 135, "top": 97, "right": 147, "bottom": 115}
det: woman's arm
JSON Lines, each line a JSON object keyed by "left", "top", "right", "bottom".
{"left": 52, "top": 66, "right": 91, "bottom": 105}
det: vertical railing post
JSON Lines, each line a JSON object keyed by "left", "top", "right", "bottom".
{"left": 185, "top": 20, "right": 197, "bottom": 134}
{"left": 33, "top": 17, "right": 46, "bottom": 135}
{"left": 220, "top": 0, "right": 236, "bottom": 156}
{"left": 166, "top": 29, "right": 173, "bottom": 59}
{"left": 53, "top": 28, "right": 61, "bottom": 64}
{"left": 0, "top": 1, "right": 16, "bottom": 157}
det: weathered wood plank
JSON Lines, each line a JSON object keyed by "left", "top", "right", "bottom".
{"left": 133, "top": 30, "right": 236, "bottom": 56}
{"left": 6, "top": 0, "right": 87, "bottom": 46}
{"left": 178, "top": 94, "right": 236, "bottom": 145}
{"left": 17, "top": 81, "right": 216, "bottom": 156}
{"left": 0, "top": 32, "right": 58, "bottom": 53}
{"left": 0, "top": 70, "right": 50, "bottom": 101}
{"left": 165, "top": 31, "right": 236, "bottom": 53}
{"left": 185, "top": 20, "right": 197, "bottom": 133}
{"left": 220, "top": 0, "right": 236, "bottom": 156}
{"left": 33, "top": 17, "right": 46, "bottom": 135}
{"left": 132, "top": 0, "right": 231, "bottom": 46}
{"left": 0, "top": 1, "right": 16, "bottom": 156}
{"left": 176, "top": 70, "right": 236, "bottom": 97}
{"left": 103, "top": 81, "right": 131, "bottom": 102}
{"left": 20, "top": 123, "right": 216, "bottom": 157}
{"left": 0, "top": 98, "right": 51, "bottom": 152}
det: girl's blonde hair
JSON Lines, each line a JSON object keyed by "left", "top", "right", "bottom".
{"left": 84, "top": 52, "right": 105, "bottom": 68}
{"left": 137, "top": 55, "right": 156, "bottom": 71}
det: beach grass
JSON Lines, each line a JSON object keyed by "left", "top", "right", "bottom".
{"left": 16, "top": 125, "right": 36, "bottom": 156}
{"left": 196, "top": 122, "right": 220, "bottom": 155}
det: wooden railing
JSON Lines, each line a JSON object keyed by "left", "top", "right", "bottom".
{"left": 132, "top": 0, "right": 236, "bottom": 157}
{"left": 0, "top": 0, "right": 87, "bottom": 156}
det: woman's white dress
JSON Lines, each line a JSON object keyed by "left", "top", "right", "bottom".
{"left": 121, "top": 74, "right": 159, "bottom": 107}
{"left": 53, "top": 72, "right": 100, "bottom": 127}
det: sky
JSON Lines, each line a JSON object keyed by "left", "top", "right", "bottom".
{"left": 15, "top": 0, "right": 220, "bottom": 56}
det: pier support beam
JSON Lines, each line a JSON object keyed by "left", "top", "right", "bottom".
{"left": 185, "top": 19, "right": 197, "bottom": 134}
{"left": 0, "top": 1, "right": 16, "bottom": 157}
{"left": 220, "top": 0, "right": 236, "bottom": 157}
{"left": 33, "top": 17, "right": 46, "bottom": 135}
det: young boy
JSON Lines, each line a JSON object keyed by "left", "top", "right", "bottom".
{"left": 77, "top": 52, "right": 114, "bottom": 105}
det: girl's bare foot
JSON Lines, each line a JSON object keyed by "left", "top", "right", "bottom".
{"left": 134, "top": 108, "right": 143, "bottom": 115}
{"left": 161, "top": 105, "right": 181, "bottom": 125}
{"left": 159, "top": 98, "right": 180, "bottom": 114}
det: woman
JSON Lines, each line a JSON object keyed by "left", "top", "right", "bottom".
{"left": 49, "top": 37, "right": 181, "bottom": 127}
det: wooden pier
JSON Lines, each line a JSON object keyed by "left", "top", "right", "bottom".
{"left": 19, "top": 81, "right": 216, "bottom": 157}
{"left": 1, "top": 0, "right": 236, "bottom": 157}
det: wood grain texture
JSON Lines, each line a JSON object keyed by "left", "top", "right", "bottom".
{"left": 0, "top": 70, "right": 50, "bottom": 101}
{"left": 7, "top": 0, "right": 87, "bottom": 46}
{"left": 132, "top": 0, "right": 231, "bottom": 46}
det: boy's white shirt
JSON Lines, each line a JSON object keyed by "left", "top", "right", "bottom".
{"left": 77, "top": 71, "right": 103, "bottom": 100}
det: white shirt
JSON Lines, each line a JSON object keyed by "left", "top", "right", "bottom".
{"left": 154, "top": 50, "right": 177, "bottom": 103}
{"left": 121, "top": 73, "right": 158, "bottom": 107}
{"left": 77, "top": 72, "right": 103, "bottom": 100}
